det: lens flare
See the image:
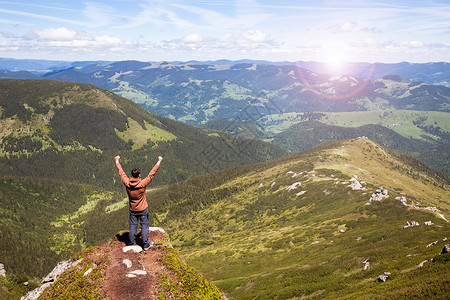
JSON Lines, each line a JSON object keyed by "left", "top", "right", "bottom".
{"left": 295, "top": 62, "right": 375, "bottom": 100}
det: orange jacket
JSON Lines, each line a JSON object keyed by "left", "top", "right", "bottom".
{"left": 116, "top": 162, "right": 160, "bottom": 212}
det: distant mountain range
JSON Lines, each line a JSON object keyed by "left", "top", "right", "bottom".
{"left": 1, "top": 59, "right": 448, "bottom": 174}
{"left": 1, "top": 58, "right": 449, "bottom": 86}
{"left": 5, "top": 61, "right": 446, "bottom": 126}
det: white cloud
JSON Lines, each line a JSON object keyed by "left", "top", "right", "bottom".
{"left": 183, "top": 33, "right": 203, "bottom": 43}
{"left": 365, "top": 38, "right": 378, "bottom": 46}
{"left": 408, "top": 41, "right": 424, "bottom": 48}
{"left": 0, "top": 31, "right": 17, "bottom": 39}
{"left": 329, "top": 22, "right": 357, "bottom": 33}
{"left": 241, "top": 29, "right": 269, "bottom": 43}
{"left": 94, "top": 35, "right": 122, "bottom": 46}
{"left": 34, "top": 27, "right": 84, "bottom": 41}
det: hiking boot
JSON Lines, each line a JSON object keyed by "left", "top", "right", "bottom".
{"left": 143, "top": 242, "right": 154, "bottom": 251}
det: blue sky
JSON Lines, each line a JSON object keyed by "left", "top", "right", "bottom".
{"left": 0, "top": 0, "right": 449, "bottom": 63}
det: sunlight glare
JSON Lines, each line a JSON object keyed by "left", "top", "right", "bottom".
{"left": 325, "top": 51, "right": 345, "bottom": 72}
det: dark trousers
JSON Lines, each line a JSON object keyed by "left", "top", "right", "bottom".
{"left": 129, "top": 208, "right": 150, "bottom": 248}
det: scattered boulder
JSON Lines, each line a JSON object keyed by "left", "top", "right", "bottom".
{"left": 363, "top": 259, "right": 371, "bottom": 270}
{"left": 347, "top": 175, "right": 366, "bottom": 190}
{"left": 366, "top": 187, "right": 389, "bottom": 205}
{"left": 417, "top": 260, "right": 430, "bottom": 268}
{"left": 377, "top": 272, "right": 391, "bottom": 282}
{"left": 0, "top": 263, "right": 5, "bottom": 277}
{"left": 395, "top": 196, "right": 408, "bottom": 206}
{"left": 286, "top": 182, "right": 302, "bottom": 191}
{"left": 426, "top": 241, "right": 438, "bottom": 248}
{"left": 441, "top": 244, "right": 450, "bottom": 254}
{"left": 424, "top": 221, "right": 433, "bottom": 226}
{"left": 403, "top": 221, "right": 420, "bottom": 229}
{"left": 323, "top": 189, "right": 332, "bottom": 195}
{"left": 296, "top": 191, "right": 306, "bottom": 196}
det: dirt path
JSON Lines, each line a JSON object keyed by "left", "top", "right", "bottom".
{"left": 102, "top": 229, "right": 168, "bottom": 300}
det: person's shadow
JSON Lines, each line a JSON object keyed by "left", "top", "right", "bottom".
{"left": 115, "top": 231, "right": 144, "bottom": 247}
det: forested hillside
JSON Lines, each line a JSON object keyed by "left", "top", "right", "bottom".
{"left": 0, "top": 79, "right": 286, "bottom": 186}
{"left": 0, "top": 78, "right": 286, "bottom": 280}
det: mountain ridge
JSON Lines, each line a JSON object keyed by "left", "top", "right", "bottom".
{"left": 17, "top": 228, "right": 224, "bottom": 300}
{"left": 147, "top": 137, "right": 449, "bottom": 299}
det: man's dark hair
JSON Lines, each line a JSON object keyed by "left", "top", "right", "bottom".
{"left": 131, "top": 168, "right": 141, "bottom": 178}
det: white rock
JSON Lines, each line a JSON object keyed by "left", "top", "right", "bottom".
{"left": 22, "top": 259, "right": 82, "bottom": 300}
{"left": 123, "top": 259, "right": 132, "bottom": 268}
{"left": 0, "top": 263, "right": 5, "bottom": 277}
{"left": 149, "top": 227, "right": 166, "bottom": 234}
{"left": 426, "top": 241, "right": 438, "bottom": 248}
{"left": 286, "top": 182, "right": 302, "bottom": 191}
{"left": 123, "top": 245, "right": 143, "bottom": 253}
{"left": 417, "top": 260, "right": 429, "bottom": 268}
{"left": 129, "top": 270, "right": 147, "bottom": 276}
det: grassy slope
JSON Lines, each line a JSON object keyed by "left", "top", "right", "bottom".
{"left": 263, "top": 110, "right": 450, "bottom": 141}
{"left": 151, "top": 138, "right": 449, "bottom": 299}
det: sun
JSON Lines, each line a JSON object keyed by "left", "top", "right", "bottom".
{"left": 325, "top": 51, "right": 345, "bottom": 71}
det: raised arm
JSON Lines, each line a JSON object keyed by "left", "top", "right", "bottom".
{"left": 141, "top": 156, "right": 163, "bottom": 186}
{"left": 114, "top": 155, "right": 129, "bottom": 185}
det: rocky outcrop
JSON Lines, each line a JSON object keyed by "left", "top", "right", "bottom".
{"left": 366, "top": 187, "right": 388, "bottom": 205}
{"left": 396, "top": 196, "right": 408, "bottom": 206}
{"left": 377, "top": 272, "right": 391, "bottom": 282}
{"left": 441, "top": 243, "right": 450, "bottom": 254}
{"left": 347, "top": 175, "right": 366, "bottom": 190}
{"left": 363, "top": 259, "right": 371, "bottom": 271}
{"left": 286, "top": 182, "right": 302, "bottom": 191}
{"left": 426, "top": 241, "right": 438, "bottom": 248}
{"left": 403, "top": 221, "right": 420, "bottom": 229}
{"left": 417, "top": 260, "right": 431, "bottom": 268}
{"left": 0, "top": 263, "right": 5, "bottom": 277}
{"left": 21, "top": 259, "right": 82, "bottom": 300}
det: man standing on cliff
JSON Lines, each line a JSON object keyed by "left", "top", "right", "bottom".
{"left": 115, "top": 155, "right": 163, "bottom": 250}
